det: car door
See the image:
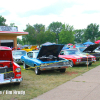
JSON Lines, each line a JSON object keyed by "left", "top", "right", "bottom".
{"left": 25, "top": 52, "right": 33, "bottom": 66}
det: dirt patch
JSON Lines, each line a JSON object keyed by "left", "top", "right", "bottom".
{"left": 65, "top": 71, "right": 78, "bottom": 75}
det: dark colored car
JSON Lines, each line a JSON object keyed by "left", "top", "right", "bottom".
{"left": 74, "top": 44, "right": 100, "bottom": 60}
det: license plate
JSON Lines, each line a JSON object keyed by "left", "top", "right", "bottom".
{"left": 0, "top": 74, "right": 4, "bottom": 82}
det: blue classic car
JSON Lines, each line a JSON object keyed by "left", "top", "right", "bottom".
{"left": 21, "top": 44, "right": 71, "bottom": 75}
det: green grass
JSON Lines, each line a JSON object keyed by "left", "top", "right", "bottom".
{"left": 0, "top": 61, "right": 100, "bottom": 100}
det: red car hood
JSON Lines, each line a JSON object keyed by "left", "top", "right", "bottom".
{"left": 59, "top": 54, "right": 82, "bottom": 59}
{"left": 59, "top": 54, "right": 94, "bottom": 59}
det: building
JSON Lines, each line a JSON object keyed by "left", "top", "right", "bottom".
{"left": 0, "top": 26, "right": 28, "bottom": 48}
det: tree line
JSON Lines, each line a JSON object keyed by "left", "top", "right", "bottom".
{"left": 0, "top": 15, "right": 100, "bottom": 45}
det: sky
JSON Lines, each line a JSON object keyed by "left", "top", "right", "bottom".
{"left": 0, "top": 0, "right": 100, "bottom": 35}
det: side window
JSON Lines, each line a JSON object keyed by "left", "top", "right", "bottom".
{"left": 27, "top": 52, "right": 33, "bottom": 58}
{"left": 60, "top": 51, "right": 64, "bottom": 55}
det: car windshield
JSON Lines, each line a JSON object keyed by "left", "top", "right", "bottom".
{"left": 12, "top": 51, "right": 26, "bottom": 55}
{"left": 65, "top": 50, "right": 81, "bottom": 55}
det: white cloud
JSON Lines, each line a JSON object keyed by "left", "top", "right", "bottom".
{"left": 0, "top": 0, "right": 58, "bottom": 13}
{"left": 0, "top": 0, "right": 100, "bottom": 32}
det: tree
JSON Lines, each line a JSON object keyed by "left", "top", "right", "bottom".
{"left": 23, "top": 24, "right": 36, "bottom": 45}
{"left": 59, "top": 24, "right": 75, "bottom": 44}
{"left": 10, "top": 23, "right": 18, "bottom": 27}
{"left": 33, "top": 24, "right": 45, "bottom": 33}
{"left": 23, "top": 23, "right": 46, "bottom": 46}
{"left": 0, "top": 16, "right": 6, "bottom": 26}
{"left": 84, "top": 23, "right": 99, "bottom": 42}
{"left": 48, "top": 22, "right": 63, "bottom": 39}
{"left": 17, "top": 38, "right": 23, "bottom": 45}
{"left": 36, "top": 31, "right": 45, "bottom": 46}
{"left": 74, "top": 29, "right": 85, "bottom": 43}
{"left": 44, "top": 30, "right": 56, "bottom": 43}
{"left": 97, "top": 37, "right": 100, "bottom": 40}
{"left": 33, "top": 24, "right": 46, "bottom": 46}
{"left": 96, "top": 31, "right": 100, "bottom": 41}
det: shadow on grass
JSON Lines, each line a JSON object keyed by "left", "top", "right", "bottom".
{"left": 0, "top": 83, "right": 20, "bottom": 90}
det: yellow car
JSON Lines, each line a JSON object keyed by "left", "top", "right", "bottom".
{"left": 31, "top": 45, "right": 37, "bottom": 50}
{"left": 22, "top": 45, "right": 37, "bottom": 52}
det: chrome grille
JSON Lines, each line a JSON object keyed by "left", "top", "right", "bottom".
{"left": 49, "top": 62, "right": 63, "bottom": 66}
{"left": 4, "top": 72, "right": 14, "bottom": 79}
{"left": 81, "top": 57, "right": 91, "bottom": 61}
{"left": 0, "top": 68, "right": 14, "bottom": 79}
{"left": 42, "top": 62, "right": 66, "bottom": 67}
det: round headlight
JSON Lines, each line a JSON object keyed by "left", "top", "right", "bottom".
{"left": 77, "top": 59, "right": 79, "bottom": 62}
{"left": 92, "top": 58, "right": 93, "bottom": 60}
{"left": 15, "top": 68, "right": 21, "bottom": 72}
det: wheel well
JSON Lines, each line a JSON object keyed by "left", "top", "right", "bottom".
{"left": 68, "top": 60, "right": 74, "bottom": 67}
{"left": 34, "top": 64, "right": 36, "bottom": 66}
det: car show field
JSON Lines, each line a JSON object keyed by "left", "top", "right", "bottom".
{"left": 0, "top": 61, "right": 100, "bottom": 100}
{"left": 0, "top": 43, "right": 100, "bottom": 100}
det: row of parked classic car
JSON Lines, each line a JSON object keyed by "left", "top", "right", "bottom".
{"left": 0, "top": 43, "right": 100, "bottom": 85}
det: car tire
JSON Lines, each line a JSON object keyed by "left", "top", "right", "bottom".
{"left": 60, "top": 68, "right": 66, "bottom": 72}
{"left": 23, "top": 62, "right": 28, "bottom": 69}
{"left": 96, "top": 58, "right": 99, "bottom": 61}
{"left": 69, "top": 60, "right": 74, "bottom": 67}
{"left": 35, "top": 67, "right": 41, "bottom": 75}
{"left": 89, "top": 63, "right": 92, "bottom": 66}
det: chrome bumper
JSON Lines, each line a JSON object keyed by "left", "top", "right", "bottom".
{"left": 0, "top": 77, "right": 23, "bottom": 85}
{"left": 40, "top": 64, "right": 71, "bottom": 71}
{"left": 75, "top": 60, "right": 96, "bottom": 65}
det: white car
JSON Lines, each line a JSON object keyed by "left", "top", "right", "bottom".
{"left": 12, "top": 50, "right": 27, "bottom": 64}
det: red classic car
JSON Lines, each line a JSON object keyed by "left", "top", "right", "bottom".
{"left": 0, "top": 46, "right": 22, "bottom": 85}
{"left": 59, "top": 49, "right": 96, "bottom": 67}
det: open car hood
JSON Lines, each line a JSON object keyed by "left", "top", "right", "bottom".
{"left": 37, "top": 44, "right": 64, "bottom": 58}
{"left": 0, "top": 46, "right": 13, "bottom": 61}
{"left": 83, "top": 44, "right": 99, "bottom": 52}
